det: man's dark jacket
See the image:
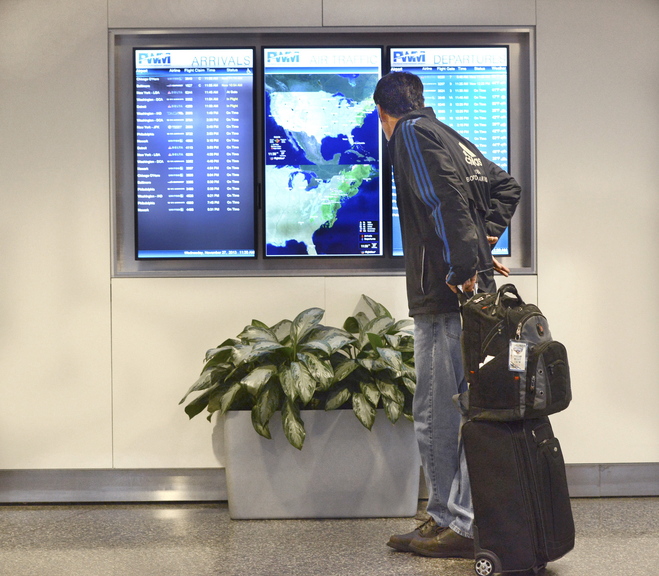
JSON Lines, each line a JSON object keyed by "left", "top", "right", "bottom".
{"left": 388, "top": 107, "right": 521, "bottom": 316}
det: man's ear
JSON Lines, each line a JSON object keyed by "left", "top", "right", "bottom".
{"left": 377, "top": 105, "right": 398, "bottom": 141}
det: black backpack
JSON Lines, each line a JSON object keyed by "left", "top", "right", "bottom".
{"left": 458, "top": 283, "right": 572, "bottom": 421}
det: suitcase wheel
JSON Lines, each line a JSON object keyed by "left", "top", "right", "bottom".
{"left": 474, "top": 555, "right": 495, "bottom": 576}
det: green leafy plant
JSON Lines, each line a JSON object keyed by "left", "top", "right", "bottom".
{"left": 180, "top": 295, "right": 415, "bottom": 449}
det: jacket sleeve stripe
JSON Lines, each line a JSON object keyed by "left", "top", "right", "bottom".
{"left": 400, "top": 119, "right": 451, "bottom": 261}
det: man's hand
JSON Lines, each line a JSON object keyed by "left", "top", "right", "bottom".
{"left": 447, "top": 273, "right": 478, "bottom": 294}
{"left": 487, "top": 236, "right": 499, "bottom": 245}
{"left": 493, "top": 256, "right": 510, "bottom": 277}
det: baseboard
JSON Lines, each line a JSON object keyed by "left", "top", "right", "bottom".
{"left": 0, "top": 464, "right": 656, "bottom": 503}
{"left": 564, "top": 463, "right": 659, "bottom": 497}
{"left": 0, "top": 468, "right": 226, "bottom": 503}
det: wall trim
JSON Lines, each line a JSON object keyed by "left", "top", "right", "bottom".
{"left": 0, "top": 464, "right": 656, "bottom": 504}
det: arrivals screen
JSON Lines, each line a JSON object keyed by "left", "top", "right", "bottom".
{"left": 263, "top": 47, "right": 383, "bottom": 257}
{"left": 134, "top": 48, "right": 255, "bottom": 259}
{"left": 389, "top": 47, "right": 511, "bottom": 257}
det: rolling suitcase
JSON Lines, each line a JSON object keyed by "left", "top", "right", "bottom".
{"left": 462, "top": 417, "right": 575, "bottom": 575}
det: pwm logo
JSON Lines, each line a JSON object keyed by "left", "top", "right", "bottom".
{"left": 392, "top": 50, "right": 426, "bottom": 64}
{"left": 266, "top": 50, "right": 300, "bottom": 64}
{"left": 137, "top": 52, "right": 172, "bottom": 66}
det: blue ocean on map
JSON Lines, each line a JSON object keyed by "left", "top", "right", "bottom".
{"left": 319, "top": 109, "right": 379, "bottom": 164}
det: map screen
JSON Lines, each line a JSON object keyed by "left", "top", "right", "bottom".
{"left": 134, "top": 48, "right": 255, "bottom": 259}
{"left": 389, "top": 47, "right": 511, "bottom": 257}
{"left": 263, "top": 47, "right": 382, "bottom": 257}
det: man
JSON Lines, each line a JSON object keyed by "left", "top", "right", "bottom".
{"left": 373, "top": 72, "right": 521, "bottom": 559}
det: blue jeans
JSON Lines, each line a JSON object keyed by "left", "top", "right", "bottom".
{"left": 413, "top": 313, "right": 473, "bottom": 538}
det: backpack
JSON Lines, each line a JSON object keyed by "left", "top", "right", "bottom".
{"left": 458, "top": 283, "right": 572, "bottom": 421}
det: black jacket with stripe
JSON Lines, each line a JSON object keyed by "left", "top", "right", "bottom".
{"left": 388, "top": 107, "right": 521, "bottom": 316}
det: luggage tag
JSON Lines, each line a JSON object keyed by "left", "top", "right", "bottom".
{"left": 508, "top": 340, "right": 528, "bottom": 372}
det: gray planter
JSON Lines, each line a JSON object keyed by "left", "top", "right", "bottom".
{"left": 224, "top": 409, "right": 421, "bottom": 519}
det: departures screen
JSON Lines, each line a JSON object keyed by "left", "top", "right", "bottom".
{"left": 134, "top": 48, "right": 255, "bottom": 259}
{"left": 263, "top": 47, "right": 383, "bottom": 257}
{"left": 389, "top": 47, "right": 511, "bottom": 257}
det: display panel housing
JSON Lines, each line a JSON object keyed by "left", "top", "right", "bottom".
{"left": 111, "top": 28, "right": 535, "bottom": 277}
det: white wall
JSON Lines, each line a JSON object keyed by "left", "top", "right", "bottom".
{"left": 0, "top": 0, "right": 112, "bottom": 468}
{"left": 0, "top": 0, "right": 656, "bottom": 472}
{"left": 535, "top": 0, "right": 659, "bottom": 463}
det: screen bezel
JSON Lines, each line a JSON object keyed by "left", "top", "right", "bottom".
{"left": 386, "top": 45, "right": 512, "bottom": 259}
{"left": 132, "top": 46, "right": 258, "bottom": 261}
{"left": 261, "top": 45, "right": 384, "bottom": 259}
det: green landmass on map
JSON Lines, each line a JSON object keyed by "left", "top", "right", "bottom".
{"left": 265, "top": 164, "right": 375, "bottom": 255}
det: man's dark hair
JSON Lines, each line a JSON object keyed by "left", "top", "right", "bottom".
{"left": 373, "top": 72, "right": 425, "bottom": 117}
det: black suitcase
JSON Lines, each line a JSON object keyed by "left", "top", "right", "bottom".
{"left": 463, "top": 417, "right": 575, "bottom": 575}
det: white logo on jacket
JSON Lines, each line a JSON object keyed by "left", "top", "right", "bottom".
{"left": 459, "top": 141, "right": 483, "bottom": 167}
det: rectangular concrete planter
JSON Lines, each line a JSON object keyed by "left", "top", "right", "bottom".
{"left": 224, "top": 409, "right": 420, "bottom": 519}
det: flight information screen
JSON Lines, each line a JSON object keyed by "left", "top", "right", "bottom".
{"left": 389, "top": 47, "right": 511, "bottom": 257}
{"left": 134, "top": 48, "right": 255, "bottom": 259}
{"left": 263, "top": 47, "right": 383, "bottom": 257}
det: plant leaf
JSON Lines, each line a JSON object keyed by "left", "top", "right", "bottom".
{"left": 251, "top": 381, "right": 283, "bottom": 439}
{"left": 304, "top": 326, "right": 354, "bottom": 354}
{"left": 243, "top": 341, "right": 285, "bottom": 363}
{"left": 333, "top": 359, "right": 359, "bottom": 383}
{"left": 282, "top": 399, "right": 305, "bottom": 450}
{"left": 352, "top": 392, "right": 376, "bottom": 430}
{"left": 290, "top": 307, "right": 325, "bottom": 347}
{"left": 298, "top": 353, "right": 334, "bottom": 391}
{"left": 402, "top": 376, "right": 416, "bottom": 394}
{"left": 360, "top": 294, "right": 393, "bottom": 319}
{"left": 180, "top": 368, "right": 213, "bottom": 404}
{"left": 203, "top": 344, "right": 235, "bottom": 366}
{"left": 365, "top": 316, "right": 394, "bottom": 336}
{"left": 367, "top": 332, "right": 386, "bottom": 350}
{"left": 231, "top": 343, "right": 254, "bottom": 365}
{"left": 377, "top": 347, "right": 404, "bottom": 375}
{"left": 376, "top": 378, "right": 405, "bottom": 405}
{"left": 251, "top": 408, "right": 272, "bottom": 439}
{"left": 343, "top": 315, "right": 361, "bottom": 334}
{"left": 279, "top": 365, "right": 297, "bottom": 401}
{"left": 270, "top": 319, "right": 293, "bottom": 343}
{"left": 298, "top": 338, "right": 331, "bottom": 356}
{"left": 183, "top": 386, "right": 217, "bottom": 419}
{"left": 291, "top": 361, "right": 316, "bottom": 405}
{"left": 324, "top": 386, "right": 351, "bottom": 411}
{"left": 240, "top": 365, "right": 277, "bottom": 396}
{"left": 360, "top": 381, "right": 381, "bottom": 407}
{"left": 357, "top": 357, "right": 376, "bottom": 371}
{"left": 207, "top": 382, "right": 242, "bottom": 416}
{"left": 383, "top": 396, "right": 403, "bottom": 423}
{"left": 391, "top": 318, "right": 414, "bottom": 334}
{"left": 238, "top": 324, "right": 278, "bottom": 343}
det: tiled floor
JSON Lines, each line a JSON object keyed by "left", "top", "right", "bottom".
{"left": 0, "top": 498, "right": 657, "bottom": 576}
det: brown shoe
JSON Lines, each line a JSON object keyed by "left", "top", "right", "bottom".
{"left": 387, "top": 518, "right": 447, "bottom": 552}
{"left": 409, "top": 527, "right": 475, "bottom": 559}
